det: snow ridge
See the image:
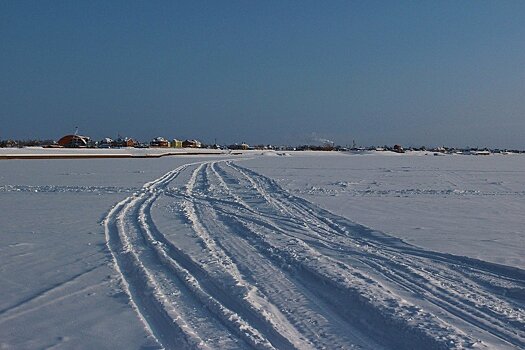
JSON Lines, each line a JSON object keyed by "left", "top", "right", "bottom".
{"left": 104, "top": 160, "right": 525, "bottom": 349}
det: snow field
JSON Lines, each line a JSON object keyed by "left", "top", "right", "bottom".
{"left": 1, "top": 152, "right": 524, "bottom": 349}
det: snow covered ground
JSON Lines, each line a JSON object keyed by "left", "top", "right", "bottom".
{"left": 0, "top": 150, "right": 524, "bottom": 349}
{"left": 245, "top": 151, "right": 525, "bottom": 270}
{"left": 0, "top": 146, "right": 225, "bottom": 159}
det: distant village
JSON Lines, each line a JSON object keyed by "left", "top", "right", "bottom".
{"left": 0, "top": 133, "right": 250, "bottom": 151}
{"left": 0, "top": 132, "right": 523, "bottom": 155}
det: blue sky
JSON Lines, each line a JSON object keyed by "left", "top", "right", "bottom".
{"left": 1, "top": 1, "right": 524, "bottom": 147}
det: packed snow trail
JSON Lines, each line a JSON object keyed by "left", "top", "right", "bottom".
{"left": 104, "top": 160, "right": 525, "bottom": 349}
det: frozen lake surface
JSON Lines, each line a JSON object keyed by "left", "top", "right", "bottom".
{"left": 1, "top": 150, "right": 524, "bottom": 349}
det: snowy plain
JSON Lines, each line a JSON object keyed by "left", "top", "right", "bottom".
{"left": 245, "top": 151, "right": 525, "bottom": 270}
{"left": 0, "top": 149, "right": 524, "bottom": 349}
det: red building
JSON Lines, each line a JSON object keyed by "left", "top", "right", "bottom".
{"left": 57, "top": 134, "right": 91, "bottom": 148}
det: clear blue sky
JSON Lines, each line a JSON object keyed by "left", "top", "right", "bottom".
{"left": 1, "top": 1, "right": 524, "bottom": 148}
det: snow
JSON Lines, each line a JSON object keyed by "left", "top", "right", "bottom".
{"left": 0, "top": 149, "right": 524, "bottom": 349}
{"left": 0, "top": 146, "right": 225, "bottom": 159}
{"left": 244, "top": 151, "right": 525, "bottom": 270}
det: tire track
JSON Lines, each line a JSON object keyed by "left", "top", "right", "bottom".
{"left": 105, "top": 164, "right": 214, "bottom": 350}
{"left": 223, "top": 162, "right": 525, "bottom": 349}
{"left": 104, "top": 159, "right": 524, "bottom": 349}
{"left": 147, "top": 164, "right": 309, "bottom": 350}
{"left": 196, "top": 162, "right": 475, "bottom": 349}
{"left": 105, "top": 160, "right": 306, "bottom": 350}
{"left": 198, "top": 163, "right": 372, "bottom": 349}
{"left": 105, "top": 162, "right": 252, "bottom": 350}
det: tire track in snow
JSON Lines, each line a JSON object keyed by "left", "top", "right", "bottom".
{"left": 143, "top": 164, "right": 307, "bottom": 350}
{"left": 105, "top": 164, "right": 213, "bottom": 350}
{"left": 106, "top": 162, "right": 265, "bottom": 350}
{"left": 162, "top": 162, "right": 388, "bottom": 349}
{"left": 200, "top": 163, "right": 373, "bottom": 349}
{"left": 104, "top": 159, "right": 524, "bottom": 349}
{"left": 247, "top": 171, "right": 525, "bottom": 347}
{"left": 203, "top": 163, "right": 472, "bottom": 349}
{"left": 224, "top": 162, "right": 525, "bottom": 349}
{"left": 160, "top": 161, "right": 468, "bottom": 349}
{"left": 105, "top": 160, "right": 302, "bottom": 350}
{"left": 200, "top": 163, "right": 388, "bottom": 349}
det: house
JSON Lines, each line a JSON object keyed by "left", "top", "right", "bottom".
{"left": 113, "top": 137, "right": 137, "bottom": 148}
{"left": 171, "top": 139, "right": 183, "bottom": 148}
{"left": 57, "top": 134, "right": 92, "bottom": 148}
{"left": 228, "top": 142, "right": 249, "bottom": 150}
{"left": 98, "top": 138, "right": 114, "bottom": 148}
{"left": 150, "top": 137, "right": 170, "bottom": 148}
{"left": 182, "top": 139, "right": 202, "bottom": 148}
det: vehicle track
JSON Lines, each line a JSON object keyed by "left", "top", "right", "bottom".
{"left": 104, "top": 160, "right": 525, "bottom": 349}
{"left": 223, "top": 162, "right": 525, "bottom": 349}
